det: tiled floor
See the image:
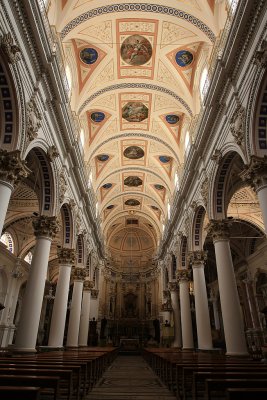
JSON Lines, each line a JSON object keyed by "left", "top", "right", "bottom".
{"left": 88, "top": 355, "right": 176, "bottom": 400}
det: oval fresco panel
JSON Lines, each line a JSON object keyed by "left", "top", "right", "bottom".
{"left": 151, "top": 205, "right": 159, "bottom": 210}
{"left": 124, "top": 176, "right": 143, "bottom": 187}
{"left": 91, "top": 111, "right": 105, "bottom": 123}
{"left": 154, "top": 184, "right": 164, "bottom": 190}
{"left": 175, "top": 50, "right": 193, "bottom": 67}
{"left": 80, "top": 48, "right": 98, "bottom": 65}
{"left": 106, "top": 204, "right": 114, "bottom": 209}
{"left": 97, "top": 154, "right": 109, "bottom": 162}
{"left": 123, "top": 146, "right": 144, "bottom": 159}
{"left": 125, "top": 199, "right": 140, "bottom": 206}
{"left": 103, "top": 183, "right": 112, "bottom": 189}
{"left": 166, "top": 114, "right": 179, "bottom": 124}
{"left": 121, "top": 35, "right": 152, "bottom": 66}
{"left": 122, "top": 102, "right": 148, "bottom": 122}
{"left": 159, "top": 155, "right": 171, "bottom": 163}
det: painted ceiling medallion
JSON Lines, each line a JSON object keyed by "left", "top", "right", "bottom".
{"left": 175, "top": 50, "right": 193, "bottom": 67}
{"left": 151, "top": 205, "right": 159, "bottom": 210}
{"left": 106, "top": 204, "right": 114, "bottom": 209}
{"left": 80, "top": 47, "right": 98, "bottom": 64}
{"left": 159, "top": 155, "right": 171, "bottom": 163}
{"left": 125, "top": 199, "right": 140, "bottom": 206}
{"left": 122, "top": 102, "right": 148, "bottom": 122}
{"left": 103, "top": 183, "right": 112, "bottom": 189}
{"left": 91, "top": 111, "right": 105, "bottom": 123}
{"left": 97, "top": 154, "right": 109, "bottom": 162}
{"left": 154, "top": 184, "right": 164, "bottom": 190}
{"left": 166, "top": 114, "right": 179, "bottom": 124}
{"left": 124, "top": 176, "right": 143, "bottom": 187}
{"left": 120, "top": 35, "right": 152, "bottom": 66}
{"left": 123, "top": 146, "right": 144, "bottom": 159}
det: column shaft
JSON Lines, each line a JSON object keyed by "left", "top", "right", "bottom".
{"left": 192, "top": 265, "right": 213, "bottom": 350}
{"left": 79, "top": 288, "right": 92, "bottom": 346}
{"left": 257, "top": 187, "right": 267, "bottom": 232}
{"left": 14, "top": 237, "right": 52, "bottom": 351}
{"left": 48, "top": 265, "right": 72, "bottom": 347}
{"left": 66, "top": 280, "right": 83, "bottom": 347}
{"left": 0, "top": 181, "right": 13, "bottom": 234}
{"left": 179, "top": 280, "right": 194, "bottom": 349}
{"left": 214, "top": 239, "right": 248, "bottom": 355}
{"left": 169, "top": 285, "right": 182, "bottom": 348}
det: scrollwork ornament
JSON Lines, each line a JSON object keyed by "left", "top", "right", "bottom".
{"left": 32, "top": 215, "right": 60, "bottom": 239}
{"left": 26, "top": 98, "right": 42, "bottom": 141}
{"left": 200, "top": 177, "right": 209, "bottom": 207}
{"left": 57, "top": 248, "right": 76, "bottom": 265}
{"left": 71, "top": 267, "right": 87, "bottom": 282}
{"left": 177, "top": 269, "right": 191, "bottom": 282}
{"left": 254, "top": 40, "right": 267, "bottom": 68}
{"left": 239, "top": 155, "right": 267, "bottom": 192}
{"left": 205, "top": 219, "right": 231, "bottom": 241}
{"left": 47, "top": 145, "right": 59, "bottom": 162}
{"left": 0, "top": 150, "right": 30, "bottom": 186}
{"left": 59, "top": 172, "right": 68, "bottom": 203}
{"left": 230, "top": 105, "right": 245, "bottom": 146}
{"left": 188, "top": 250, "right": 208, "bottom": 266}
{"left": 0, "top": 32, "right": 21, "bottom": 64}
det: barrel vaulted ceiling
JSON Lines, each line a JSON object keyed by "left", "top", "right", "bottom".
{"left": 47, "top": 0, "right": 228, "bottom": 270}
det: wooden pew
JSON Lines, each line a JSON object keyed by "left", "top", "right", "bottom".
{"left": 205, "top": 378, "right": 267, "bottom": 400}
{"left": 0, "top": 375, "right": 59, "bottom": 400}
{"left": 226, "top": 387, "right": 267, "bottom": 399}
{"left": 0, "top": 386, "right": 41, "bottom": 400}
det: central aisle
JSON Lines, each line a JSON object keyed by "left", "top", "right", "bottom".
{"left": 88, "top": 354, "right": 176, "bottom": 400}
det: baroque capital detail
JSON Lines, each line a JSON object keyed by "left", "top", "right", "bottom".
{"left": 83, "top": 280, "right": 94, "bottom": 291}
{"left": 32, "top": 215, "right": 60, "bottom": 239}
{"left": 230, "top": 105, "right": 245, "bottom": 146}
{"left": 26, "top": 98, "right": 42, "bottom": 141}
{"left": 0, "top": 32, "right": 21, "bottom": 64}
{"left": 177, "top": 269, "right": 191, "bottom": 282}
{"left": 91, "top": 289, "right": 99, "bottom": 299}
{"left": 71, "top": 267, "right": 87, "bottom": 282}
{"left": 57, "top": 248, "right": 76, "bottom": 265}
{"left": 0, "top": 150, "right": 30, "bottom": 186}
{"left": 168, "top": 281, "right": 179, "bottom": 291}
{"left": 205, "top": 219, "right": 231, "bottom": 241}
{"left": 200, "top": 177, "right": 209, "bottom": 207}
{"left": 188, "top": 250, "right": 207, "bottom": 266}
{"left": 47, "top": 145, "right": 59, "bottom": 162}
{"left": 254, "top": 40, "right": 267, "bottom": 68}
{"left": 239, "top": 155, "right": 267, "bottom": 192}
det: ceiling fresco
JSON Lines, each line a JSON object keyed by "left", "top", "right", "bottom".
{"left": 47, "top": 0, "right": 228, "bottom": 270}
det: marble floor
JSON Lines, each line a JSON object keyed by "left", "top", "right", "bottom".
{"left": 88, "top": 355, "right": 176, "bottom": 400}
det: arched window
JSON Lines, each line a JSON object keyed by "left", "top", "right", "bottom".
{"left": 24, "top": 251, "right": 33, "bottom": 265}
{"left": 200, "top": 66, "right": 209, "bottom": 101}
{"left": 0, "top": 232, "right": 14, "bottom": 253}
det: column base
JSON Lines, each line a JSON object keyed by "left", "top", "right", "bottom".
{"left": 11, "top": 346, "right": 37, "bottom": 354}
{"left": 182, "top": 347, "right": 194, "bottom": 351}
{"left": 65, "top": 345, "right": 79, "bottom": 350}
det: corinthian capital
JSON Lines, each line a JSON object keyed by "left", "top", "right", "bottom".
{"left": 91, "top": 289, "right": 99, "bottom": 299}
{"left": 239, "top": 155, "right": 267, "bottom": 192}
{"left": 188, "top": 250, "right": 207, "bottom": 266}
{"left": 168, "top": 281, "right": 179, "bottom": 291}
{"left": 32, "top": 215, "right": 60, "bottom": 239}
{"left": 177, "top": 269, "right": 191, "bottom": 283}
{"left": 71, "top": 267, "right": 87, "bottom": 282}
{"left": 205, "top": 219, "right": 231, "bottom": 241}
{"left": 0, "top": 150, "right": 30, "bottom": 186}
{"left": 83, "top": 280, "right": 94, "bottom": 291}
{"left": 57, "top": 248, "right": 76, "bottom": 265}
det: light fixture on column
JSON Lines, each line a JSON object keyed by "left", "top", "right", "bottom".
{"left": 45, "top": 283, "right": 55, "bottom": 302}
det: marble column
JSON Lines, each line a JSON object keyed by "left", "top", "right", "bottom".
{"left": 188, "top": 250, "right": 213, "bottom": 350}
{"left": 207, "top": 220, "right": 248, "bottom": 355}
{"left": 0, "top": 150, "right": 29, "bottom": 234}
{"left": 48, "top": 248, "right": 76, "bottom": 348}
{"left": 14, "top": 216, "right": 59, "bottom": 352}
{"left": 177, "top": 269, "right": 194, "bottom": 349}
{"left": 210, "top": 291, "right": 220, "bottom": 330}
{"left": 240, "top": 155, "right": 267, "bottom": 232}
{"left": 78, "top": 280, "right": 94, "bottom": 347}
{"left": 89, "top": 289, "right": 99, "bottom": 320}
{"left": 66, "top": 267, "right": 87, "bottom": 347}
{"left": 169, "top": 282, "right": 182, "bottom": 348}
